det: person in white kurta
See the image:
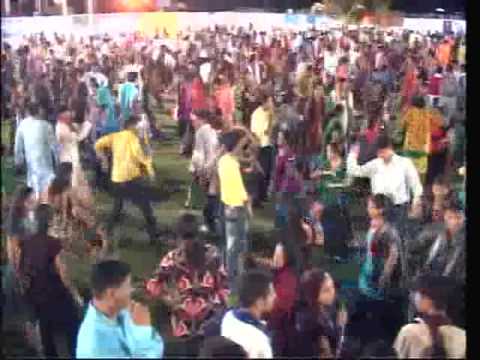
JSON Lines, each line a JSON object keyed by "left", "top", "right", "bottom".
{"left": 55, "top": 110, "right": 93, "bottom": 201}
{"left": 14, "top": 106, "right": 58, "bottom": 200}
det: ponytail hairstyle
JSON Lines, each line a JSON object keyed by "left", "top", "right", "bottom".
{"left": 413, "top": 275, "right": 456, "bottom": 358}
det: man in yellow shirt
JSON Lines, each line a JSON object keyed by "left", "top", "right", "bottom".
{"left": 217, "top": 131, "right": 251, "bottom": 294}
{"left": 250, "top": 94, "right": 275, "bottom": 207}
{"left": 95, "top": 115, "right": 159, "bottom": 245}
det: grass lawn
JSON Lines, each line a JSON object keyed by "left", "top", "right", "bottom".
{"left": 1, "top": 103, "right": 364, "bottom": 356}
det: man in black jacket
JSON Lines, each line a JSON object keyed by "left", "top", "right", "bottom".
{"left": 410, "top": 198, "right": 465, "bottom": 283}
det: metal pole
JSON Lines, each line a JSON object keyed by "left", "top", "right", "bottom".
{"left": 62, "top": 0, "right": 67, "bottom": 15}
{"left": 88, "top": 0, "right": 94, "bottom": 14}
{"left": 88, "top": 0, "right": 94, "bottom": 35}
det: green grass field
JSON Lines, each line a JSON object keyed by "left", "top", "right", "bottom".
{"left": 1, "top": 104, "right": 363, "bottom": 355}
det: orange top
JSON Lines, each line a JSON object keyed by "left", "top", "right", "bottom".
{"left": 215, "top": 84, "right": 235, "bottom": 127}
{"left": 436, "top": 43, "right": 452, "bottom": 67}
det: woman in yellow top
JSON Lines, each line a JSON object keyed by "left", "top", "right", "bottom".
{"left": 401, "top": 96, "right": 433, "bottom": 179}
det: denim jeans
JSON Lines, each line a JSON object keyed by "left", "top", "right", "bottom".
{"left": 224, "top": 205, "right": 249, "bottom": 295}
{"left": 203, "top": 195, "right": 219, "bottom": 233}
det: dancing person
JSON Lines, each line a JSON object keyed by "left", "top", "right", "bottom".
{"left": 421, "top": 175, "right": 454, "bottom": 225}
{"left": 304, "top": 80, "right": 325, "bottom": 155}
{"left": 347, "top": 135, "right": 423, "bottom": 237}
{"left": 272, "top": 133, "right": 304, "bottom": 229}
{"left": 410, "top": 198, "right": 465, "bottom": 284}
{"left": 250, "top": 94, "right": 275, "bottom": 207}
{"left": 95, "top": 115, "right": 160, "bottom": 246}
{"left": 394, "top": 275, "right": 466, "bottom": 358}
{"left": 440, "top": 64, "right": 459, "bottom": 127}
{"left": 311, "top": 142, "right": 352, "bottom": 261}
{"left": 401, "top": 95, "right": 434, "bottom": 181}
{"left": 55, "top": 106, "right": 93, "bottom": 199}
{"left": 4, "top": 185, "right": 42, "bottom": 349}
{"left": 13, "top": 204, "right": 83, "bottom": 358}
{"left": 322, "top": 104, "right": 346, "bottom": 154}
{"left": 217, "top": 131, "right": 251, "bottom": 294}
{"left": 177, "top": 71, "right": 194, "bottom": 156}
{"left": 6, "top": 186, "right": 38, "bottom": 249}
{"left": 352, "top": 194, "right": 403, "bottom": 346}
{"left": 357, "top": 118, "right": 381, "bottom": 165}
{"left": 245, "top": 241, "right": 299, "bottom": 357}
{"left": 145, "top": 214, "right": 228, "bottom": 337}
{"left": 290, "top": 268, "right": 348, "bottom": 358}
{"left": 221, "top": 270, "right": 276, "bottom": 358}
{"left": 43, "top": 162, "right": 104, "bottom": 258}
{"left": 427, "top": 66, "right": 443, "bottom": 107}
{"left": 96, "top": 80, "right": 119, "bottom": 135}
{"left": 190, "top": 109, "right": 221, "bottom": 233}
{"left": 118, "top": 72, "right": 140, "bottom": 127}
{"left": 76, "top": 260, "right": 165, "bottom": 358}
{"left": 14, "top": 101, "right": 58, "bottom": 202}
{"left": 426, "top": 106, "right": 449, "bottom": 188}
{"left": 214, "top": 74, "right": 235, "bottom": 129}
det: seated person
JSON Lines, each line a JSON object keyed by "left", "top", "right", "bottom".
{"left": 145, "top": 214, "right": 228, "bottom": 337}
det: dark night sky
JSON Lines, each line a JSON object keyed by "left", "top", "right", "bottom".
{"left": 390, "top": 0, "right": 465, "bottom": 13}
{"left": 83, "top": 0, "right": 466, "bottom": 14}
{"left": 181, "top": 0, "right": 466, "bottom": 13}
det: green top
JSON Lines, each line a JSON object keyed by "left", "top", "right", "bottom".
{"left": 325, "top": 94, "right": 337, "bottom": 115}
{"left": 323, "top": 114, "right": 344, "bottom": 145}
{"left": 314, "top": 155, "right": 347, "bottom": 207}
{"left": 1, "top": 158, "right": 16, "bottom": 196}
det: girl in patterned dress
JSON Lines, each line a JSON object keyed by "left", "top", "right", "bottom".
{"left": 145, "top": 214, "right": 229, "bottom": 337}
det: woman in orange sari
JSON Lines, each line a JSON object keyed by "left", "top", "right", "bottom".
{"left": 400, "top": 57, "right": 418, "bottom": 111}
{"left": 436, "top": 39, "right": 452, "bottom": 68}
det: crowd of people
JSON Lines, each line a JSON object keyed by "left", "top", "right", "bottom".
{"left": 2, "top": 21, "right": 466, "bottom": 358}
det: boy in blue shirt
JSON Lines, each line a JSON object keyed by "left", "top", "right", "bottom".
{"left": 76, "top": 260, "right": 164, "bottom": 358}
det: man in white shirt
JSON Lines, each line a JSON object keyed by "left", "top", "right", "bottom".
{"left": 324, "top": 45, "right": 338, "bottom": 77}
{"left": 347, "top": 135, "right": 423, "bottom": 236}
{"left": 199, "top": 50, "right": 212, "bottom": 85}
{"left": 221, "top": 270, "right": 276, "bottom": 358}
{"left": 190, "top": 109, "right": 220, "bottom": 233}
{"left": 251, "top": 94, "right": 275, "bottom": 207}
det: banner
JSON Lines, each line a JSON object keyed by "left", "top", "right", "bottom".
{"left": 2, "top": 12, "right": 465, "bottom": 40}
{"left": 138, "top": 12, "right": 178, "bottom": 37}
